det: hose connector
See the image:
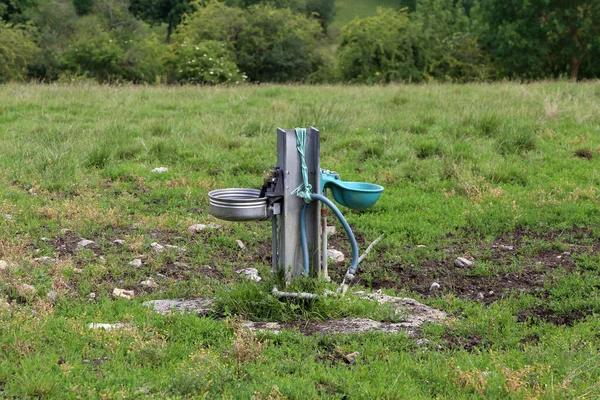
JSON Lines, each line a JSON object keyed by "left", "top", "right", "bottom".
{"left": 344, "top": 272, "right": 355, "bottom": 282}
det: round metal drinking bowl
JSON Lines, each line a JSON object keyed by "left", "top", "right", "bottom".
{"left": 208, "top": 188, "right": 269, "bottom": 221}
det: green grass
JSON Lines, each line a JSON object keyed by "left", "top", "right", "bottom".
{"left": 0, "top": 81, "right": 599, "bottom": 398}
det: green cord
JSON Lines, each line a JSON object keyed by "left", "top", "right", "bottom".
{"left": 291, "top": 128, "right": 313, "bottom": 203}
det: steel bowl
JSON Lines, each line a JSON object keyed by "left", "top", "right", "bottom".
{"left": 208, "top": 188, "right": 270, "bottom": 222}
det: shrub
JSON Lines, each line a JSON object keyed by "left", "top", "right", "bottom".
{"left": 177, "top": 2, "right": 324, "bottom": 82}
{"left": 337, "top": 9, "right": 425, "bottom": 83}
{"left": 166, "top": 40, "right": 244, "bottom": 84}
{"left": 235, "top": 5, "right": 323, "bottom": 82}
{"left": 64, "top": 28, "right": 125, "bottom": 82}
{"left": 0, "top": 21, "right": 39, "bottom": 82}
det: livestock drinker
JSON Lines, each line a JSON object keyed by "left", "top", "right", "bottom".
{"left": 208, "top": 127, "right": 384, "bottom": 292}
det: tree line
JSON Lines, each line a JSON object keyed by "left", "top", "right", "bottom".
{"left": 1, "top": 0, "right": 598, "bottom": 84}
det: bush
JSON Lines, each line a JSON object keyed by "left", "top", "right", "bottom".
{"left": 64, "top": 26, "right": 125, "bottom": 81}
{"left": 177, "top": 2, "right": 324, "bottom": 82}
{"left": 337, "top": 9, "right": 425, "bottom": 83}
{"left": 166, "top": 40, "right": 245, "bottom": 84}
{"left": 0, "top": 21, "right": 39, "bottom": 82}
{"left": 235, "top": 5, "right": 323, "bottom": 82}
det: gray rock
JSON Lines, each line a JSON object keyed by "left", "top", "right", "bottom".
{"left": 454, "top": 257, "right": 473, "bottom": 268}
{"left": 416, "top": 245, "right": 427, "bottom": 248}
{"left": 477, "top": 292, "right": 485, "bottom": 300}
{"left": 151, "top": 167, "right": 168, "bottom": 173}
{"left": 113, "top": 239, "right": 125, "bottom": 245}
{"left": 140, "top": 279, "right": 157, "bottom": 289}
{"left": 0, "top": 260, "right": 8, "bottom": 271}
{"left": 151, "top": 242, "right": 164, "bottom": 252}
{"left": 76, "top": 239, "right": 95, "bottom": 250}
{"left": 235, "top": 240, "right": 246, "bottom": 250}
{"left": 88, "top": 323, "right": 129, "bottom": 330}
{"left": 144, "top": 297, "right": 215, "bottom": 315}
{"left": 89, "top": 292, "right": 96, "bottom": 300}
{"left": 47, "top": 290, "right": 57, "bottom": 300}
{"left": 165, "top": 244, "right": 185, "bottom": 252}
{"left": 188, "top": 224, "right": 222, "bottom": 233}
{"left": 129, "top": 259, "right": 142, "bottom": 268}
{"left": 327, "top": 249, "right": 345, "bottom": 263}
{"left": 326, "top": 226, "right": 336, "bottom": 236}
{"left": 499, "top": 245, "right": 514, "bottom": 251}
{"left": 429, "top": 282, "right": 441, "bottom": 291}
{"left": 236, "top": 268, "right": 261, "bottom": 282}
{"left": 112, "top": 288, "right": 134, "bottom": 299}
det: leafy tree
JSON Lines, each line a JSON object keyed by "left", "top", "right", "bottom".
{"left": 1, "top": 0, "right": 37, "bottom": 22}
{"left": 475, "top": 0, "right": 600, "bottom": 80}
{"left": 72, "top": 0, "right": 94, "bottom": 15}
{"left": 337, "top": 8, "right": 425, "bottom": 83}
{"left": 415, "top": 0, "right": 494, "bottom": 81}
{"left": 176, "top": 2, "right": 323, "bottom": 82}
{"left": 235, "top": 4, "right": 323, "bottom": 82}
{"left": 0, "top": 20, "right": 38, "bottom": 81}
{"left": 175, "top": 0, "right": 245, "bottom": 44}
{"left": 129, "top": 0, "right": 193, "bottom": 42}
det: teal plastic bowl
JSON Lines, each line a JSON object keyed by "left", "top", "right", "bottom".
{"left": 324, "top": 181, "right": 382, "bottom": 210}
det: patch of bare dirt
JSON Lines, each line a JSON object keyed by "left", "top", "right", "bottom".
{"left": 366, "top": 227, "right": 596, "bottom": 304}
{"left": 517, "top": 307, "right": 586, "bottom": 327}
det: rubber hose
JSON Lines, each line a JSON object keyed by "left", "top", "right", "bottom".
{"left": 300, "top": 193, "right": 359, "bottom": 277}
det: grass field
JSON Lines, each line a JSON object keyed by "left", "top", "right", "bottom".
{"left": 1, "top": 82, "right": 600, "bottom": 398}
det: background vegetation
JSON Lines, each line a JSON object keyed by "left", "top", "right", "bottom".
{"left": 0, "top": 82, "right": 599, "bottom": 397}
{"left": 1, "top": 0, "right": 599, "bottom": 84}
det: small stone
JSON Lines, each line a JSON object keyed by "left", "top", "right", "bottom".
{"left": 0, "top": 260, "right": 8, "bottom": 271}
{"left": 41, "top": 237, "right": 50, "bottom": 242}
{"left": 188, "top": 224, "right": 222, "bottom": 233}
{"left": 416, "top": 339, "right": 431, "bottom": 347}
{"left": 140, "top": 279, "right": 157, "bottom": 289}
{"left": 235, "top": 240, "right": 245, "bottom": 250}
{"left": 18, "top": 283, "right": 36, "bottom": 297}
{"left": 488, "top": 291, "right": 494, "bottom": 296}
{"left": 165, "top": 244, "right": 185, "bottom": 251}
{"left": 151, "top": 242, "right": 164, "bottom": 252}
{"left": 562, "top": 251, "right": 571, "bottom": 256}
{"left": 344, "top": 351, "right": 359, "bottom": 364}
{"left": 73, "top": 268, "right": 83, "bottom": 274}
{"left": 76, "top": 239, "right": 95, "bottom": 250}
{"left": 429, "top": 282, "right": 441, "bottom": 291}
{"left": 47, "top": 290, "right": 57, "bottom": 300}
{"left": 112, "top": 288, "right": 134, "bottom": 300}
{"left": 454, "top": 257, "right": 473, "bottom": 268}
{"left": 236, "top": 268, "right": 261, "bottom": 282}
{"left": 129, "top": 259, "right": 142, "bottom": 268}
{"left": 416, "top": 245, "right": 427, "bottom": 248}
{"left": 326, "top": 226, "right": 336, "bottom": 236}
{"left": 499, "top": 245, "right": 514, "bottom": 251}
{"left": 34, "top": 256, "right": 55, "bottom": 263}
{"left": 327, "top": 249, "right": 345, "bottom": 263}
{"left": 82, "top": 359, "right": 89, "bottom": 364}
{"left": 88, "top": 323, "right": 128, "bottom": 330}
{"left": 151, "top": 167, "right": 168, "bottom": 173}
{"left": 113, "top": 239, "right": 125, "bottom": 245}
{"left": 477, "top": 292, "right": 485, "bottom": 300}
{"left": 4, "top": 214, "right": 12, "bottom": 219}
{"left": 557, "top": 255, "right": 562, "bottom": 259}
{"left": 89, "top": 292, "right": 96, "bottom": 300}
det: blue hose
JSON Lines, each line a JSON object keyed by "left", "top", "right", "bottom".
{"left": 300, "top": 193, "right": 359, "bottom": 278}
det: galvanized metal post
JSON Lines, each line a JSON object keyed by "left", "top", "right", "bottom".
{"left": 276, "top": 127, "right": 321, "bottom": 282}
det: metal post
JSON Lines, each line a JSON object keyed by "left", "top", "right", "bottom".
{"left": 276, "top": 127, "right": 321, "bottom": 283}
